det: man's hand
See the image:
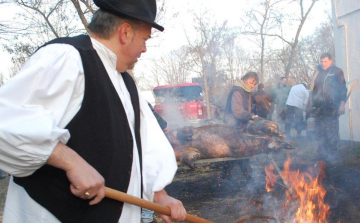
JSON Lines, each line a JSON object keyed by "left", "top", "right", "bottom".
{"left": 154, "top": 190, "right": 186, "bottom": 223}
{"left": 47, "top": 143, "right": 105, "bottom": 205}
{"left": 338, "top": 101, "right": 345, "bottom": 115}
{"left": 251, "top": 115, "right": 259, "bottom": 120}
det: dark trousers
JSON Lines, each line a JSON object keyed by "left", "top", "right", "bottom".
{"left": 285, "top": 105, "right": 304, "bottom": 136}
{"left": 314, "top": 110, "right": 340, "bottom": 161}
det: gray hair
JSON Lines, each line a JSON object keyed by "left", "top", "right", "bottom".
{"left": 88, "top": 9, "right": 148, "bottom": 39}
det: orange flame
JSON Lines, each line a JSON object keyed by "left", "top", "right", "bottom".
{"left": 265, "top": 157, "right": 330, "bottom": 222}
{"left": 265, "top": 163, "right": 279, "bottom": 192}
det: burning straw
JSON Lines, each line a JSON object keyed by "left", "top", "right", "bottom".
{"left": 265, "top": 156, "right": 330, "bottom": 223}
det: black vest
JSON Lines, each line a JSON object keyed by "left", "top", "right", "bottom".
{"left": 14, "top": 35, "right": 143, "bottom": 223}
{"left": 224, "top": 86, "right": 251, "bottom": 127}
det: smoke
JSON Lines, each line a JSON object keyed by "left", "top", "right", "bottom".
{"left": 164, "top": 115, "right": 359, "bottom": 222}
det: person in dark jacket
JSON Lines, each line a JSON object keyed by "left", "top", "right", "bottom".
{"left": 252, "top": 84, "right": 273, "bottom": 119}
{"left": 223, "top": 72, "right": 259, "bottom": 180}
{"left": 271, "top": 77, "right": 290, "bottom": 129}
{"left": 224, "top": 72, "right": 259, "bottom": 128}
{"left": 311, "top": 53, "right": 347, "bottom": 163}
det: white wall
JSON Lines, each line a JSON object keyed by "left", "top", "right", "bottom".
{"left": 331, "top": 0, "right": 360, "bottom": 141}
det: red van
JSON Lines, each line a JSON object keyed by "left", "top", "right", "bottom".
{"left": 153, "top": 83, "right": 216, "bottom": 127}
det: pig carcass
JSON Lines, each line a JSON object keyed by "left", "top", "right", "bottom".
{"left": 167, "top": 119, "right": 293, "bottom": 168}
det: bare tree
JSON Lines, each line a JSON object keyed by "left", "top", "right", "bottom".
{"left": 184, "top": 10, "right": 232, "bottom": 118}
{"left": 70, "top": 0, "right": 95, "bottom": 31}
{"left": 12, "top": 0, "right": 87, "bottom": 38}
{"left": 242, "top": 0, "right": 284, "bottom": 83}
{"left": 1, "top": 0, "right": 175, "bottom": 80}
{"left": 222, "top": 34, "right": 255, "bottom": 86}
{"left": 288, "top": 18, "right": 334, "bottom": 84}
{"left": 150, "top": 47, "right": 192, "bottom": 85}
{"left": 0, "top": 72, "right": 5, "bottom": 87}
{"left": 0, "top": 0, "right": 92, "bottom": 75}
{"left": 282, "top": 0, "right": 319, "bottom": 78}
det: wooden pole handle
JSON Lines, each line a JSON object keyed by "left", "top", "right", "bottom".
{"left": 105, "top": 187, "right": 215, "bottom": 223}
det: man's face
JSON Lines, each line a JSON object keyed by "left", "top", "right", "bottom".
{"left": 321, "top": 57, "right": 333, "bottom": 70}
{"left": 122, "top": 24, "right": 152, "bottom": 70}
{"left": 281, "top": 78, "right": 287, "bottom": 86}
{"left": 244, "top": 77, "right": 258, "bottom": 90}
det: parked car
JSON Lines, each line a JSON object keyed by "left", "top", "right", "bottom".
{"left": 153, "top": 83, "right": 216, "bottom": 128}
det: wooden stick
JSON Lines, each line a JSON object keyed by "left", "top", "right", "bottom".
{"left": 346, "top": 79, "right": 358, "bottom": 103}
{"left": 267, "top": 154, "right": 295, "bottom": 196}
{"left": 235, "top": 215, "right": 276, "bottom": 223}
{"left": 105, "top": 187, "right": 215, "bottom": 223}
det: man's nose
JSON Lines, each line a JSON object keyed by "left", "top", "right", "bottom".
{"left": 142, "top": 45, "right": 147, "bottom": 53}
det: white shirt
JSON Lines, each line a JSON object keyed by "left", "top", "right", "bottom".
{"left": 0, "top": 37, "right": 177, "bottom": 223}
{"left": 286, "top": 84, "right": 309, "bottom": 110}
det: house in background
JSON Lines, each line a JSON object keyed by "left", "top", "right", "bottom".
{"left": 331, "top": 0, "right": 360, "bottom": 143}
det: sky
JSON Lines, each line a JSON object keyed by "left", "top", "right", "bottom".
{"left": 0, "top": 0, "right": 332, "bottom": 80}
{"left": 150, "top": 0, "right": 331, "bottom": 52}
{"left": 134, "top": 0, "right": 332, "bottom": 80}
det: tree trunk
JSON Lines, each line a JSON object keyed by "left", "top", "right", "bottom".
{"left": 70, "top": 0, "right": 89, "bottom": 31}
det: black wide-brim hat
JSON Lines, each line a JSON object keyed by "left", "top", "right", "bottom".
{"left": 93, "top": 0, "right": 164, "bottom": 31}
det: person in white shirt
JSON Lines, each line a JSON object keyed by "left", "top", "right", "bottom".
{"left": 285, "top": 82, "right": 309, "bottom": 138}
{"left": 0, "top": 0, "right": 186, "bottom": 222}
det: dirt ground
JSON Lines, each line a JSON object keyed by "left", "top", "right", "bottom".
{"left": 0, "top": 173, "right": 9, "bottom": 222}
{"left": 157, "top": 138, "right": 360, "bottom": 223}
{"left": 0, "top": 138, "right": 359, "bottom": 223}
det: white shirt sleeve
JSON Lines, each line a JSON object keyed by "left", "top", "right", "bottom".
{"left": 301, "top": 86, "right": 310, "bottom": 110}
{"left": 0, "top": 44, "right": 84, "bottom": 177}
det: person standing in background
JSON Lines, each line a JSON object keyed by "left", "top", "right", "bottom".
{"left": 223, "top": 72, "right": 259, "bottom": 180}
{"left": 252, "top": 83, "right": 273, "bottom": 120}
{"left": 224, "top": 72, "right": 259, "bottom": 127}
{"left": 285, "top": 82, "right": 309, "bottom": 139}
{"left": 272, "top": 77, "right": 290, "bottom": 130}
{"left": 311, "top": 53, "right": 347, "bottom": 163}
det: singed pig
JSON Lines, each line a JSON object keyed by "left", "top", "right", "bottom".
{"left": 167, "top": 122, "right": 293, "bottom": 168}
{"left": 243, "top": 117, "right": 280, "bottom": 136}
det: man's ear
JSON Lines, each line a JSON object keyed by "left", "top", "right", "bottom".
{"left": 119, "top": 23, "right": 133, "bottom": 44}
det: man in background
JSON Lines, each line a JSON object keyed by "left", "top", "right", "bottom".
{"left": 223, "top": 72, "right": 259, "bottom": 180}
{"left": 252, "top": 83, "right": 273, "bottom": 120}
{"left": 272, "top": 77, "right": 290, "bottom": 130}
{"left": 285, "top": 82, "right": 309, "bottom": 139}
{"left": 311, "top": 53, "right": 347, "bottom": 162}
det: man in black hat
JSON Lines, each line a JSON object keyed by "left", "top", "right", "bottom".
{"left": 0, "top": 0, "right": 186, "bottom": 223}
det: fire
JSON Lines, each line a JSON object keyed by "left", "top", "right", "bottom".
{"left": 265, "top": 157, "right": 330, "bottom": 223}
{"left": 265, "top": 163, "right": 279, "bottom": 192}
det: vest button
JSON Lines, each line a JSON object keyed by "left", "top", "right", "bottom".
{"left": 129, "top": 137, "right": 133, "bottom": 141}
{"left": 128, "top": 171, "right": 131, "bottom": 176}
